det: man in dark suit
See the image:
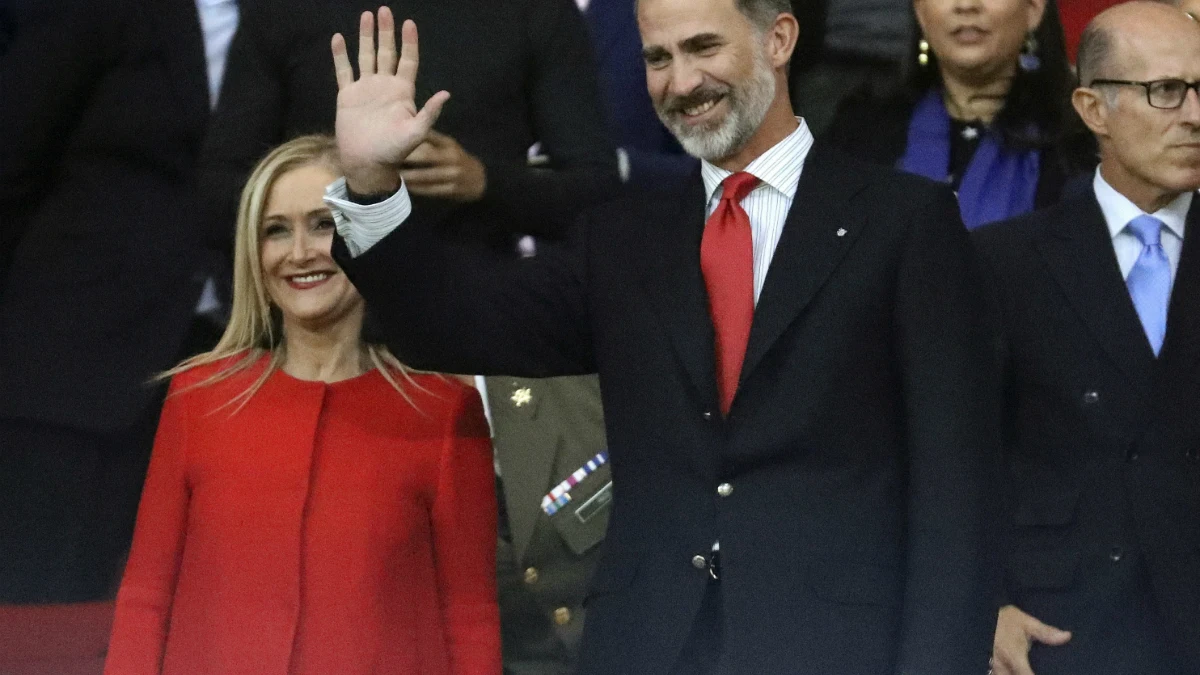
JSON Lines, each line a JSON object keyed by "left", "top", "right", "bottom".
{"left": 0, "top": 0, "right": 210, "bottom": 602}
{"left": 979, "top": 4, "right": 1200, "bottom": 674}
{"left": 322, "top": 0, "right": 1002, "bottom": 672}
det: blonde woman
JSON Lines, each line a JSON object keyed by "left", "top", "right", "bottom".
{"left": 103, "top": 135, "right": 500, "bottom": 675}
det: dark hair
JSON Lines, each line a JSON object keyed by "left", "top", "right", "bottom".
{"left": 636, "top": 0, "right": 793, "bottom": 32}
{"left": 898, "top": 0, "right": 1075, "bottom": 152}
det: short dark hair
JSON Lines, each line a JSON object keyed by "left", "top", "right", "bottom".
{"left": 1075, "top": 20, "right": 1115, "bottom": 85}
{"left": 636, "top": 0, "right": 793, "bottom": 32}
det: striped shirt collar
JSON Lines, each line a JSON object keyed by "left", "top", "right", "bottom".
{"left": 701, "top": 118, "right": 814, "bottom": 205}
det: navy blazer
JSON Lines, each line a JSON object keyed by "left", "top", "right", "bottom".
{"left": 583, "top": 0, "right": 695, "bottom": 187}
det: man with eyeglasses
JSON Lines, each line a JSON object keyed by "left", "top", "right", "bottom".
{"left": 974, "top": 3, "right": 1200, "bottom": 674}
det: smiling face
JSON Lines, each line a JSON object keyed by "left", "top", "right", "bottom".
{"left": 639, "top": 0, "right": 785, "bottom": 163}
{"left": 914, "top": 0, "right": 1045, "bottom": 84}
{"left": 259, "top": 162, "right": 364, "bottom": 334}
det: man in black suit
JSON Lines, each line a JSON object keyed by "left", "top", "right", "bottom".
{"left": 0, "top": 0, "right": 210, "bottom": 602}
{"left": 322, "top": 0, "right": 1002, "bottom": 672}
{"left": 979, "top": 4, "right": 1200, "bottom": 674}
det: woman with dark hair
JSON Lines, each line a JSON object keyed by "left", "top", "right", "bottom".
{"left": 825, "top": 0, "right": 1094, "bottom": 229}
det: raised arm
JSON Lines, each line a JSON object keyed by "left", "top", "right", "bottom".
{"left": 104, "top": 379, "right": 192, "bottom": 675}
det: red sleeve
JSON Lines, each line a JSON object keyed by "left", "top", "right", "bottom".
{"left": 432, "top": 384, "right": 501, "bottom": 675}
{"left": 104, "top": 377, "right": 192, "bottom": 675}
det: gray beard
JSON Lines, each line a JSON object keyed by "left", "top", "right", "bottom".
{"left": 660, "top": 55, "right": 778, "bottom": 163}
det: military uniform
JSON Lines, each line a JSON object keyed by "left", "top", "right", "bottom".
{"left": 485, "top": 375, "right": 610, "bottom": 675}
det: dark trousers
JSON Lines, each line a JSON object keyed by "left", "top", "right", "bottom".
{"left": 669, "top": 580, "right": 723, "bottom": 675}
{"left": 0, "top": 410, "right": 159, "bottom": 603}
{"left": 0, "top": 316, "right": 221, "bottom": 604}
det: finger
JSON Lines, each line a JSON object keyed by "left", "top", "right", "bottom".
{"left": 358, "top": 11, "right": 376, "bottom": 77}
{"left": 423, "top": 130, "right": 453, "bottom": 147}
{"left": 415, "top": 90, "right": 452, "bottom": 134}
{"left": 1026, "top": 617, "right": 1072, "bottom": 646}
{"left": 994, "top": 646, "right": 1034, "bottom": 675}
{"left": 396, "top": 19, "right": 420, "bottom": 88}
{"left": 331, "top": 33, "right": 354, "bottom": 89}
{"left": 400, "top": 166, "right": 458, "bottom": 185}
{"left": 402, "top": 143, "right": 437, "bottom": 165}
{"left": 405, "top": 181, "right": 458, "bottom": 198}
{"left": 376, "top": 6, "right": 397, "bottom": 75}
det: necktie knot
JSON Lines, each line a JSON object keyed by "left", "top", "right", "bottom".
{"left": 720, "top": 172, "right": 760, "bottom": 204}
{"left": 1127, "top": 215, "right": 1165, "bottom": 249}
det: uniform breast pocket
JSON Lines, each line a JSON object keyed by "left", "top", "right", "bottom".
{"left": 551, "top": 463, "right": 612, "bottom": 557}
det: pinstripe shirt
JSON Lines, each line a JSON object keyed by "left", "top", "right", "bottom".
{"left": 700, "top": 118, "right": 814, "bottom": 306}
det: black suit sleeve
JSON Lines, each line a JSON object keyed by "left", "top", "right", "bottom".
{"left": 478, "top": 0, "right": 620, "bottom": 231}
{"left": 892, "top": 187, "right": 1005, "bottom": 673}
{"left": 335, "top": 205, "right": 594, "bottom": 377}
{"left": 195, "top": 2, "right": 288, "bottom": 253}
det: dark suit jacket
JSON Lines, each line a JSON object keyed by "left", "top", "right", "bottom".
{"left": 582, "top": 0, "right": 695, "bottom": 187}
{"left": 200, "top": 0, "right": 619, "bottom": 252}
{"left": 825, "top": 92, "right": 1093, "bottom": 212}
{"left": 335, "top": 144, "right": 1004, "bottom": 674}
{"left": 489, "top": 375, "right": 609, "bottom": 675}
{"left": 973, "top": 192, "right": 1200, "bottom": 673}
{"left": 0, "top": 0, "right": 209, "bottom": 431}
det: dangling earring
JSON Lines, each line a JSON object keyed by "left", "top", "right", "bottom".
{"left": 1019, "top": 32, "right": 1041, "bottom": 72}
{"left": 918, "top": 38, "right": 931, "bottom": 67}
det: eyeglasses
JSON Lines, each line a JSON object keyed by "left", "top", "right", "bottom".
{"left": 1088, "top": 79, "right": 1200, "bottom": 110}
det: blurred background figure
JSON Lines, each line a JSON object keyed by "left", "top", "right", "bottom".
{"left": 825, "top": 0, "right": 1096, "bottom": 230}
{"left": 787, "top": 0, "right": 911, "bottom": 136}
{"left": 200, "top": 0, "right": 619, "bottom": 255}
{"left": 105, "top": 135, "right": 500, "bottom": 675}
{"left": 580, "top": 0, "right": 696, "bottom": 185}
{"left": 0, "top": 0, "right": 210, "bottom": 610}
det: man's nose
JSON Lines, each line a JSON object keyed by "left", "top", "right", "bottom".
{"left": 666, "top": 60, "right": 705, "bottom": 100}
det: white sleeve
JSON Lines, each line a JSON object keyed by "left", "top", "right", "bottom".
{"left": 323, "top": 177, "right": 413, "bottom": 257}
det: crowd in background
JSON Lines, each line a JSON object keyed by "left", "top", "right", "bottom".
{"left": 0, "top": 0, "right": 1198, "bottom": 674}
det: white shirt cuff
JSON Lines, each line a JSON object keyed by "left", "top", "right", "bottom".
{"left": 323, "top": 176, "right": 412, "bottom": 257}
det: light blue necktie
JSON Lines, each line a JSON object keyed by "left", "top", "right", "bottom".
{"left": 1125, "top": 215, "right": 1172, "bottom": 356}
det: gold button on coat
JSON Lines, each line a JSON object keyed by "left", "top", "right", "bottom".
{"left": 523, "top": 567, "right": 539, "bottom": 584}
{"left": 717, "top": 483, "right": 733, "bottom": 497}
{"left": 553, "top": 607, "right": 572, "bottom": 625}
{"left": 692, "top": 555, "right": 708, "bottom": 569}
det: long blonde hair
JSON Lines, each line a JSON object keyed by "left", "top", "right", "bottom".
{"left": 163, "top": 135, "right": 419, "bottom": 411}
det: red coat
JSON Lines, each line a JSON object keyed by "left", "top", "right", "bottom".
{"left": 104, "top": 357, "right": 500, "bottom": 675}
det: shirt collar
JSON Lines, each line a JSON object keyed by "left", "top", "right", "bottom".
{"left": 1093, "top": 167, "right": 1190, "bottom": 242}
{"left": 701, "top": 118, "right": 814, "bottom": 204}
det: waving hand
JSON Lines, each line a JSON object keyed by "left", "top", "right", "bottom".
{"left": 331, "top": 8, "right": 450, "bottom": 194}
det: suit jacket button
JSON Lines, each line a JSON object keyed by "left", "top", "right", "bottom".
{"left": 1109, "top": 547, "right": 1124, "bottom": 563}
{"left": 523, "top": 567, "right": 539, "bottom": 585}
{"left": 702, "top": 411, "right": 713, "bottom": 421}
{"left": 1126, "top": 447, "right": 1140, "bottom": 462}
{"left": 1083, "top": 390, "right": 1100, "bottom": 405}
{"left": 692, "top": 555, "right": 708, "bottom": 570}
{"left": 553, "top": 607, "right": 572, "bottom": 625}
{"left": 717, "top": 483, "right": 733, "bottom": 497}
{"left": 1187, "top": 448, "right": 1199, "bottom": 462}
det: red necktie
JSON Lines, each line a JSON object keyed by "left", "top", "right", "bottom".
{"left": 701, "top": 172, "right": 759, "bottom": 415}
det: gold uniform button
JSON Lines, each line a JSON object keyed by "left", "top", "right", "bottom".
{"left": 553, "top": 607, "right": 572, "bottom": 625}
{"left": 692, "top": 555, "right": 708, "bottom": 570}
{"left": 511, "top": 387, "right": 533, "bottom": 407}
{"left": 523, "top": 567, "right": 539, "bottom": 585}
{"left": 717, "top": 483, "right": 733, "bottom": 497}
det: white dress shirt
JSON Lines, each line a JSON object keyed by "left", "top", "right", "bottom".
{"left": 1093, "top": 167, "right": 1189, "bottom": 281}
{"left": 195, "top": 0, "right": 240, "bottom": 109}
{"left": 327, "top": 119, "right": 815, "bottom": 268}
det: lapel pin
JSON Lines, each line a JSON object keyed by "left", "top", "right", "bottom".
{"left": 511, "top": 387, "right": 533, "bottom": 408}
{"left": 836, "top": 228, "right": 847, "bottom": 237}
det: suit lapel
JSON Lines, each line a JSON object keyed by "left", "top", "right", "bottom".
{"left": 583, "top": 0, "right": 623, "bottom": 69}
{"left": 1156, "top": 201, "right": 1200, "bottom": 387}
{"left": 739, "top": 146, "right": 871, "bottom": 386}
{"left": 1035, "top": 193, "right": 1156, "bottom": 385}
{"left": 159, "top": 0, "right": 211, "bottom": 119}
{"left": 638, "top": 172, "right": 721, "bottom": 413}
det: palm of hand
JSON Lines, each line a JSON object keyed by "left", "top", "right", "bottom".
{"left": 336, "top": 73, "right": 421, "bottom": 170}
